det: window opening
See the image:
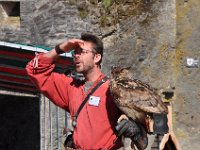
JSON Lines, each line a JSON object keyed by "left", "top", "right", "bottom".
{"left": 0, "top": 1, "right": 20, "bottom": 27}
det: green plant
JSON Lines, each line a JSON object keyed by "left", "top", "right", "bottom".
{"left": 100, "top": 15, "right": 109, "bottom": 27}
{"left": 79, "top": 9, "right": 88, "bottom": 19}
{"left": 103, "top": 0, "right": 112, "bottom": 8}
{"left": 68, "top": 0, "right": 77, "bottom": 5}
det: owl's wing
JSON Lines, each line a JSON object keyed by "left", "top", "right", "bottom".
{"left": 116, "top": 79, "right": 168, "bottom": 114}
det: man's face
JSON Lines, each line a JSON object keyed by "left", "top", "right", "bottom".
{"left": 73, "top": 41, "right": 97, "bottom": 73}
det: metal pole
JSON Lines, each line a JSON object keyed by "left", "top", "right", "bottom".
{"left": 56, "top": 106, "right": 60, "bottom": 150}
{"left": 39, "top": 94, "right": 42, "bottom": 150}
{"left": 49, "top": 101, "right": 53, "bottom": 150}
{"left": 44, "top": 96, "right": 46, "bottom": 150}
{"left": 65, "top": 111, "right": 68, "bottom": 129}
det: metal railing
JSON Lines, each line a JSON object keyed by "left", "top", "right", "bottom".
{"left": 40, "top": 95, "right": 67, "bottom": 150}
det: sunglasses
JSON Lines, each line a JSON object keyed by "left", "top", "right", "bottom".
{"left": 72, "top": 47, "right": 96, "bottom": 57}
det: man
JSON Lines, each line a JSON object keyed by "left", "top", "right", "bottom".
{"left": 26, "top": 33, "right": 147, "bottom": 149}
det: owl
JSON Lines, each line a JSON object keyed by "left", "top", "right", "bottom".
{"left": 110, "top": 66, "right": 168, "bottom": 125}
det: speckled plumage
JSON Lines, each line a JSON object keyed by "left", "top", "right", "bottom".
{"left": 110, "top": 67, "right": 168, "bottom": 124}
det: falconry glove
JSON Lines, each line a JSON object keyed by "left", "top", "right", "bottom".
{"left": 116, "top": 119, "right": 148, "bottom": 150}
{"left": 132, "top": 125, "right": 148, "bottom": 150}
{"left": 115, "top": 119, "right": 140, "bottom": 137}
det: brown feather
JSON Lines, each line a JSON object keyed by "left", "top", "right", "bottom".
{"left": 110, "top": 67, "right": 168, "bottom": 124}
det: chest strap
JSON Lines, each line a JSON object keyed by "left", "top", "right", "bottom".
{"left": 72, "top": 76, "right": 108, "bottom": 128}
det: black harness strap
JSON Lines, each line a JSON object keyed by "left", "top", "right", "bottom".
{"left": 72, "top": 76, "right": 108, "bottom": 128}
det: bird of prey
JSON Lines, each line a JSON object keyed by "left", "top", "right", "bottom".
{"left": 110, "top": 67, "right": 168, "bottom": 149}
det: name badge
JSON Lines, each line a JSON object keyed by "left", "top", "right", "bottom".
{"left": 88, "top": 96, "right": 100, "bottom": 106}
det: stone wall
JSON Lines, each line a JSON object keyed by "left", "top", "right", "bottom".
{"left": 174, "top": 1, "right": 200, "bottom": 149}
{"left": 0, "top": 0, "right": 200, "bottom": 149}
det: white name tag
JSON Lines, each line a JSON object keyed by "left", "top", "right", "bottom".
{"left": 88, "top": 96, "right": 100, "bottom": 106}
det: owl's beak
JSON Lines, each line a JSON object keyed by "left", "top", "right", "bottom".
{"left": 111, "top": 65, "right": 118, "bottom": 70}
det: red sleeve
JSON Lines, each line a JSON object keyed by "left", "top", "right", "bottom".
{"left": 26, "top": 53, "right": 71, "bottom": 111}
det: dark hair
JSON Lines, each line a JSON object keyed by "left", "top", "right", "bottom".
{"left": 81, "top": 32, "right": 104, "bottom": 65}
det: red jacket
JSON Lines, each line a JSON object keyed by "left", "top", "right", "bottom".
{"left": 26, "top": 54, "right": 122, "bottom": 149}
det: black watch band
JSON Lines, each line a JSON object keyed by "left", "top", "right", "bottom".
{"left": 55, "top": 44, "right": 64, "bottom": 54}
